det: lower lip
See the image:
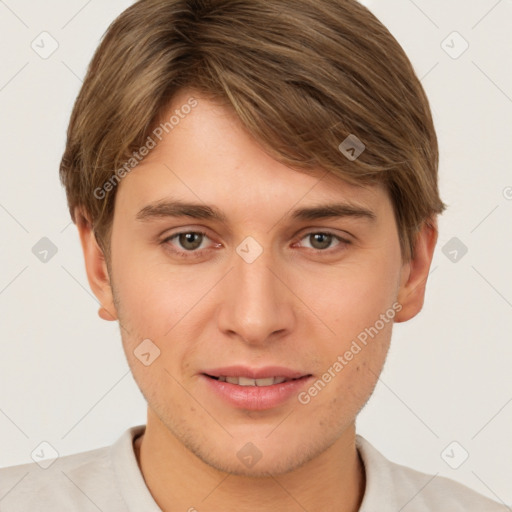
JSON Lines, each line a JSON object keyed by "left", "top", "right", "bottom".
{"left": 201, "top": 374, "right": 313, "bottom": 410}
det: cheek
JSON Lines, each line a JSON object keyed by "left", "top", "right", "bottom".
{"left": 294, "top": 252, "right": 399, "bottom": 399}
{"left": 110, "top": 248, "right": 214, "bottom": 378}
{"left": 110, "top": 236, "right": 197, "bottom": 335}
{"left": 302, "top": 255, "right": 401, "bottom": 342}
{"left": 298, "top": 315, "right": 393, "bottom": 420}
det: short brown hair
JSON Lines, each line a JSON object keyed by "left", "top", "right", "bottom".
{"left": 60, "top": 0, "right": 445, "bottom": 262}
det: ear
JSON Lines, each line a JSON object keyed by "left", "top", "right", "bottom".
{"left": 395, "top": 218, "right": 438, "bottom": 323}
{"left": 74, "top": 207, "right": 118, "bottom": 322}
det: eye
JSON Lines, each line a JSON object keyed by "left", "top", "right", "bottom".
{"left": 297, "top": 231, "right": 350, "bottom": 252}
{"left": 162, "top": 231, "right": 217, "bottom": 258}
{"left": 161, "top": 229, "right": 351, "bottom": 259}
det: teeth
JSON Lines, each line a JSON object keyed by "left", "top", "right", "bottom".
{"left": 239, "top": 376, "right": 256, "bottom": 386}
{"left": 254, "top": 377, "right": 275, "bottom": 386}
{"left": 218, "top": 376, "right": 290, "bottom": 386}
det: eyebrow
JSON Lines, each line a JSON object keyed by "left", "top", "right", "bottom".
{"left": 135, "top": 199, "right": 376, "bottom": 223}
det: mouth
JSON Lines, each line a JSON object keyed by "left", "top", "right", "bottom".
{"left": 204, "top": 375, "right": 306, "bottom": 386}
{"left": 200, "top": 367, "right": 313, "bottom": 410}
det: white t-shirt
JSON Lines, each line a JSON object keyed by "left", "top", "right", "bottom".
{"left": 0, "top": 424, "right": 507, "bottom": 511}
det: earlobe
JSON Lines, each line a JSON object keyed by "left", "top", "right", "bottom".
{"left": 74, "top": 207, "right": 118, "bottom": 322}
{"left": 98, "top": 306, "right": 117, "bottom": 321}
{"left": 395, "top": 218, "right": 438, "bottom": 323}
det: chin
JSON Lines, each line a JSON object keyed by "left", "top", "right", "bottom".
{"left": 174, "top": 423, "right": 337, "bottom": 477}
{"left": 196, "top": 443, "right": 319, "bottom": 477}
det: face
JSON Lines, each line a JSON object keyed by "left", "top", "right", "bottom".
{"left": 87, "top": 89, "right": 423, "bottom": 476}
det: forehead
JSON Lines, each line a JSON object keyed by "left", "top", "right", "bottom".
{"left": 115, "top": 90, "right": 389, "bottom": 219}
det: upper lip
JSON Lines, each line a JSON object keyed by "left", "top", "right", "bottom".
{"left": 203, "top": 366, "right": 309, "bottom": 379}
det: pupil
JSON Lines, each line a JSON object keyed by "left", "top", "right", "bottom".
{"left": 180, "top": 233, "right": 201, "bottom": 250}
{"left": 312, "top": 233, "right": 331, "bottom": 249}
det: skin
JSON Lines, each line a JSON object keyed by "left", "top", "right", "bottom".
{"left": 76, "top": 88, "right": 437, "bottom": 512}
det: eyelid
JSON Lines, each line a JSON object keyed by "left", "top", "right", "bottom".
{"left": 293, "top": 230, "right": 352, "bottom": 251}
{"left": 160, "top": 225, "right": 213, "bottom": 243}
{"left": 294, "top": 228, "right": 353, "bottom": 242}
{"left": 162, "top": 229, "right": 214, "bottom": 249}
{"left": 161, "top": 228, "right": 225, "bottom": 261}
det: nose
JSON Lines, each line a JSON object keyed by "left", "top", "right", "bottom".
{"left": 216, "top": 243, "right": 296, "bottom": 347}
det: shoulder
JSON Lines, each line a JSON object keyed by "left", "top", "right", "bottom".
{"left": 0, "top": 441, "right": 125, "bottom": 511}
{"left": 356, "top": 435, "right": 508, "bottom": 512}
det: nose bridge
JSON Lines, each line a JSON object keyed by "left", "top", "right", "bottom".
{"left": 217, "top": 239, "right": 293, "bottom": 344}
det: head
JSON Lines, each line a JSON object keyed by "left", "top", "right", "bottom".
{"left": 60, "top": 0, "right": 445, "bottom": 476}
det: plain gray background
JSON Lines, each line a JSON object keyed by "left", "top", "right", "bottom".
{"left": 0, "top": 0, "right": 511, "bottom": 506}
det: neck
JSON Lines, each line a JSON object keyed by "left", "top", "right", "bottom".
{"left": 134, "top": 411, "right": 365, "bottom": 512}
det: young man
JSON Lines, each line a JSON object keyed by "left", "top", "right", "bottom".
{"left": 0, "top": 0, "right": 506, "bottom": 510}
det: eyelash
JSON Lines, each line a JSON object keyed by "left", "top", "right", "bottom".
{"left": 161, "top": 230, "right": 351, "bottom": 259}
